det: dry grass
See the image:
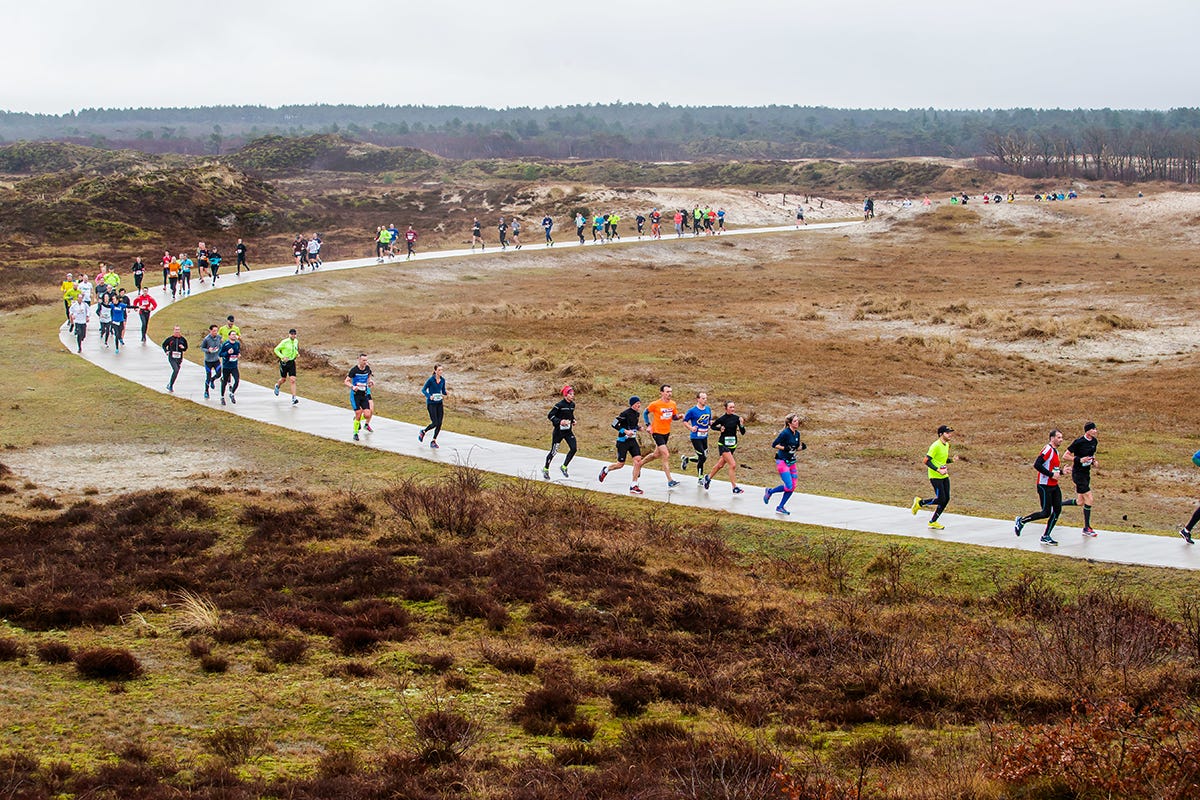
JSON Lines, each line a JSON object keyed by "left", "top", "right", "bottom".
{"left": 168, "top": 590, "right": 221, "bottom": 635}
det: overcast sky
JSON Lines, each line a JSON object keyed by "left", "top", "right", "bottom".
{"left": 3, "top": 0, "right": 1194, "bottom": 113}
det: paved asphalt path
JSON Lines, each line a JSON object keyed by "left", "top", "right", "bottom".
{"left": 58, "top": 222, "right": 1200, "bottom": 571}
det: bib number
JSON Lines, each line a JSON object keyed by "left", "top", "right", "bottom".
{"left": 723, "top": 436, "right": 737, "bottom": 447}
{"left": 559, "top": 420, "right": 572, "bottom": 430}
{"left": 429, "top": 393, "right": 444, "bottom": 402}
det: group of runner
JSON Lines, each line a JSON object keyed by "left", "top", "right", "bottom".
{"left": 157, "top": 240, "right": 251, "bottom": 299}
{"left": 61, "top": 267, "right": 158, "bottom": 353}
{"left": 374, "top": 225, "right": 419, "bottom": 261}
{"left": 292, "top": 233, "right": 323, "bottom": 272}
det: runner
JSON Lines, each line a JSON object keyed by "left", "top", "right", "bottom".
{"left": 419, "top": 364, "right": 446, "bottom": 449}
{"left": 217, "top": 331, "right": 241, "bottom": 405}
{"left": 498, "top": 217, "right": 509, "bottom": 250}
{"left": 716, "top": 208, "right": 726, "bottom": 232}
{"left": 542, "top": 385, "right": 577, "bottom": 479}
{"left": 273, "top": 328, "right": 300, "bottom": 405}
{"left": 109, "top": 292, "right": 128, "bottom": 353}
{"left": 609, "top": 212, "right": 621, "bottom": 240}
{"left": 911, "top": 425, "right": 954, "bottom": 529}
{"left": 650, "top": 208, "right": 662, "bottom": 239}
{"left": 764, "top": 414, "right": 807, "bottom": 515}
{"left": 178, "top": 253, "right": 193, "bottom": 296}
{"left": 196, "top": 242, "right": 210, "bottom": 284}
{"left": 1182, "top": 504, "right": 1200, "bottom": 544}
{"left": 592, "top": 213, "right": 603, "bottom": 242}
{"left": 471, "top": 218, "right": 485, "bottom": 250}
{"left": 640, "top": 384, "right": 684, "bottom": 487}
{"left": 167, "top": 256, "right": 181, "bottom": 299}
{"left": 796, "top": 206, "right": 806, "bottom": 227}
{"left": 703, "top": 401, "right": 746, "bottom": 493}
{"left": 96, "top": 295, "right": 112, "bottom": 349}
{"left": 511, "top": 218, "right": 522, "bottom": 249}
{"left": 161, "top": 325, "right": 188, "bottom": 392}
{"left": 405, "top": 226, "right": 417, "bottom": 260}
{"left": 673, "top": 210, "right": 684, "bottom": 237}
{"left": 200, "top": 324, "right": 222, "bottom": 399}
{"left": 376, "top": 226, "right": 390, "bottom": 263}
{"left": 635, "top": 212, "right": 645, "bottom": 238}
{"left": 344, "top": 353, "right": 375, "bottom": 441}
{"left": 542, "top": 214, "right": 554, "bottom": 246}
{"left": 692, "top": 206, "right": 703, "bottom": 236}
{"left": 131, "top": 287, "right": 158, "bottom": 344}
{"left": 235, "top": 238, "right": 250, "bottom": 274}
{"left": 60, "top": 273, "right": 78, "bottom": 322}
{"left": 208, "top": 247, "right": 222, "bottom": 283}
{"left": 67, "top": 294, "right": 90, "bottom": 353}
{"left": 387, "top": 224, "right": 399, "bottom": 259}
{"left": 293, "top": 235, "right": 305, "bottom": 273}
{"left": 1014, "top": 429, "right": 1067, "bottom": 545}
{"left": 219, "top": 315, "right": 240, "bottom": 341}
{"left": 599, "top": 396, "right": 645, "bottom": 494}
{"left": 574, "top": 212, "right": 585, "bottom": 244}
{"left": 681, "top": 391, "right": 713, "bottom": 482}
{"left": 704, "top": 207, "right": 715, "bottom": 234}
{"left": 1063, "top": 422, "right": 1099, "bottom": 535}
{"left": 131, "top": 257, "right": 145, "bottom": 291}
{"left": 160, "top": 251, "right": 171, "bottom": 291}
{"left": 306, "top": 235, "right": 322, "bottom": 269}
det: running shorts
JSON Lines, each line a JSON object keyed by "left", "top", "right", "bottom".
{"left": 652, "top": 433, "right": 671, "bottom": 447}
{"left": 616, "top": 439, "right": 641, "bottom": 463}
{"left": 279, "top": 360, "right": 297, "bottom": 378}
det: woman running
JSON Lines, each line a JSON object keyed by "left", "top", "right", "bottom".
{"left": 764, "top": 413, "right": 807, "bottom": 515}
{"left": 703, "top": 401, "right": 746, "bottom": 493}
{"left": 419, "top": 364, "right": 447, "bottom": 449}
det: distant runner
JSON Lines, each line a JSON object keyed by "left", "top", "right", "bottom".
{"left": 471, "top": 218, "right": 485, "bottom": 250}
{"left": 68, "top": 294, "right": 90, "bottom": 352}
{"left": 345, "top": 353, "right": 375, "bottom": 441}
{"left": 764, "top": 414, "right": 807, "bottom": 515}
{"left": 162, "top": 325, "right": 188, "bottom": 392}
{"left": 419, "top": 364, "right": 447, "bottom": 449}
{"left": 273, "top": 328, "right": 300, "bottom": 405}
{"left": 703, "top": 400, "right": 746, "bottom": 493}
{"left": 217, "top": 331, "right": 241, "bottom": 405}
{"left": 1063, "top": 421, "right": 1100, "bottom": 536}
{"left": 680, "top": 391, "right": 713, "bottom": 482}
{"left": 599, "top": 396, "right": 645, "bottom": 494}
{"left": 542, "top": 214, "right": 554, "bottom": 246}
{"left": 640, "top": 384, "right": 684, "bottom": 487}
{"left": 911, "top": 425, "right": 954, "bottom": 529}
{"left": 1014, "top": 429, "right": 1066, "bottom": 546}
{"left": 200, "top": 324, "right": 221, "bottom": 400}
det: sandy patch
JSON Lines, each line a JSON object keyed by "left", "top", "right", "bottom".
{"left": 4, "top": 444, "right": 250, "bottom": 497}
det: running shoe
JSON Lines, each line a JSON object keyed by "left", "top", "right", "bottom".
{"left": 703, "top": 475, "right": 712, "bottom": 490}
{"left": 430, "top": 441, "right": 439, "bottom": 449}
{"left": 229, "top": 394, "right": 236, "bottom": 404}
{"left": 698, "top": 476, "right": 705, "bottom": 486}
{"left": 763, "top": 488, "right": 771, "bottom": 505}
{"left": 680, "top": 455, "right": 689, "bottom": 471}
{"left": 928, "top": 521, "right": 945, "bottom": 530}
{"left": 1040, "top": 534, "right": 1058, "bottom": 546}
{"left": 274, "top": 385, "right": 280, "bottom": 396}
{"left": 911, "top": 496, "right": 922, "bottom": 515}
{"left": 667, "top": 480, "right": 680, "bottom": 488}
{"left": 418, "top": 430, "right": 425, "bottom": 442}
{"left": 220, "top": 397, "right": 225, "bottom": 405}
{"left": 629, "top": 485, "right": 643, "bottom": 495}
{"left": 292, "top": 398, "right": 299, "bottom": 405}
{"left": 1082, "top": 527, "right": 1097, "bottom": 537}
{"left": 559, "top": 465, "right": 569, "bottom": 478}
{"left": 1181, "top": 528, "right": 1195, "bottom": 544}
{"left": 542, "top": 467, "right": 550, "bottom": 480}
{"left": 598, "top": 467, "right": 608, "bottom": 483}
{"left": 732, "top": 487, "right": 744, "bottom": 494}
{"left": 364, "top": 423, "right": 373, "bottom": 433}
{"left": 1014, "top": 516, "right": 1025, "bottom": 537}
{"left": 776, "top": 507, "right": 791, "bottom": 516}
{"left": 353, "top": 433, "right": 359, "bottom": 441}
{"left": 204, "top": 390, "right": 209, "bottom": 399}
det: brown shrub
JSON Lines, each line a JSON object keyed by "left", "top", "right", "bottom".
{"left": 335, "top": 627, "right": 381, "bottom": 655}
{"left": 0, "top": 636, "right": 27, "bottom": 661}
{"left": 36, "top": 640, "right": 73, "bottom": 664}
{"left": 200, "top": 654, "right": 229, "bottom": 673}
{"left": 266, "top": 638, "right": 309, "bottom": 665}
{"left": 75, "top": 647, "right": 143, "bottom": 680}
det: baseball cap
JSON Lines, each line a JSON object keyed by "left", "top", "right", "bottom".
{"left": 937, "top": 425, "right": 954, "bottom": 435}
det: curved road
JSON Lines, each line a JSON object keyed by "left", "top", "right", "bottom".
{"left": 59, "top": 223, "right": 1199, "bottom": 571}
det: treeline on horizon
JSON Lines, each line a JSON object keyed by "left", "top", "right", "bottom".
{"left": 2, "top": 103, "right": 1199, "bottom": 183}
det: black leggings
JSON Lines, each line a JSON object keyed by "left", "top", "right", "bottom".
{"left": 180, "top": 272, "right": 191, "bottom": 293}
{"left": 545, "top": 430, "right": 577, "bottom": 468}
{"left": 690, "top": 438, "right": 708, "bottom": 474}
{"left": 1187, "top": 507, "right": 1200, "bottom": 533}
{"left": 167, "top": 356, "right": 182, "bottom": 389}
{"left": 422, "top": 402, "right": 444, "bottom": 439}
{"left": 139, "top": 310, "right": 150, "bottom": 341}
{"left": 923, "top": 477, "right": 950, "bottom": 521}
{"left": 221, "top": 367, "right": 240, "bottom": 397}
{"left": 73, "top": 323, "right": 87, "bottom": 350}
{"left": 1022, "top": 484, "right": 1062, "bottom": 535}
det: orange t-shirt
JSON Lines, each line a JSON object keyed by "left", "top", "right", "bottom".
{"left": 646, "top": 399, "right": 678, "bottom": 435}
{"left": 168, "top": 260, "right": 181, "bottom": 277}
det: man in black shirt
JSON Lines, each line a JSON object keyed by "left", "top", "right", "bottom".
{"left": 543, "top": 386, "right": 577, "bottom": 479}
{"left": 162, "top": 325, "right": 188, "bottom": 393}
{"left": 235, "top": 238, "right": 249, "bottom": 274}
{"left": 599, "top": 396, "right": 645, "bottom": 494}
{"left": 1064, "top": 421, "right": 1099, "bottom": 535}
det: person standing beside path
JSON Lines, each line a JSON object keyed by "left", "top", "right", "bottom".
{"left": 911, "top": 425, "right": 954, "bottom": 529}
{"left": 235, "top": 239, "right": 250, "bottom": 274}
{"left": 161, "top": 325, "right": 188, "bottom": 392}
{"left": 273, "top": 328, "right": 300, "bottom": 405}
{"left": 131, "top": 288, "right": 157, "bottom": 344}
{"left": 681, "top": 391, "right": 713, "bottom": 482}
{"left": 1063, "top": 421, "right": 1099, "bottom": 535}
{"left": 200, "top": 324, "right": 222, "bottom": 399}
{"left": 345, "top": 353, "right": 375, "bottom": 441}
{"left": 599, "top": 396, "right": 645, "bottom": 494}
{"left": 640, "top": 384, "right": 684, "bottom": 488}
{"left": 542, "top": 385, "right": 577, "bottom": 479}
{"left": 764, "top": 414, "right": 807, "bottom": 515}
{"left": 703, "top": 401, "right": 746, "bottom": 493}
{"left": 419, "top": 364, "right": 447, "bottom": 449}
{"left": 1014, "top": 429, "right": 1067, "bottom": 546}
{"left": 217, "top": 331, "right": 242, "bottom": 406}
{"left": 68, "top": 294, "right": 90, "bottom": 352}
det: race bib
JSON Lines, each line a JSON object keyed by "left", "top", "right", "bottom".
{"left": 170, "top": 351, "right": 182, "bottom": 359}
{"left": 559, "top": 420, "right": 572, "bottom": 430}
{"left": 723, "top": 436, "right": 737, "bottom": 447}
{"left": 659, "top": 410, "right": 673, "bottom": 420}
{"left": 429, "top": 393, "right": 444, "bottom": 402}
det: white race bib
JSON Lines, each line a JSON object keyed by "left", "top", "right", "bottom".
{"left": 429, "top": 393, "right": 444, "bottom": 402}
{"left": 559, "top": 420, "right": 572, "bottom": 430}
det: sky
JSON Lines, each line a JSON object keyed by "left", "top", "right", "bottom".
{"left": 3, "top": 0, "right": 1196, "bottom": 114}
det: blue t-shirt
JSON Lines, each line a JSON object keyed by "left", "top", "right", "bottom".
{"left": 109, "top": 301, "right": 128, "bottom": 323}
{"left": 682, "top": 405, "right": 713, "bottom": 440}
{"left": 422, "top": 374, "right": 446, "bottom": 403}
{"left": 772, "top": 429, "right": 802, "bottom": 464}
{"left": 542, "top": 216, "right": 553, "bottom": 231}
{"left": 218, "top": 340, "right": 241, "bottom": 370}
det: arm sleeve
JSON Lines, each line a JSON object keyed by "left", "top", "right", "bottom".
{"left": 1032, "top": 452, "right": 1053, "bottom": 477}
